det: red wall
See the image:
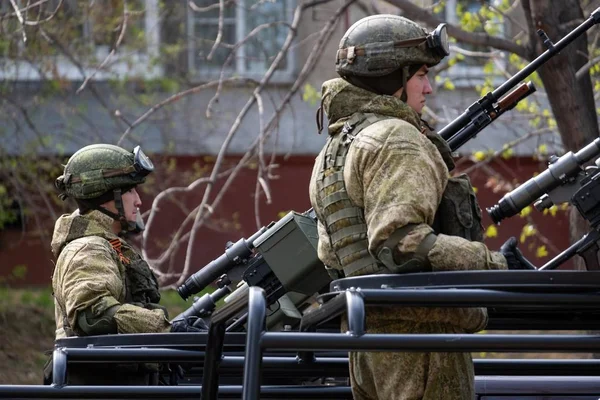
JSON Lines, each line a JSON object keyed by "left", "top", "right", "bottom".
{"left": 0, "top": 155, "right": 573, "bottom": 287}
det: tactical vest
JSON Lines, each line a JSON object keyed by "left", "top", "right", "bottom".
{"left": 57, "top": 216, "right": 161, "bottom": 337}
{"left": 314, "top": 112, "right": 484, "bottom": 279}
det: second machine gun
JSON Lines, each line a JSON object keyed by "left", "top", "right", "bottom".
{"left": 488, "top": 137, "right": 600, "bottom": 270}
{"left": 175, "top": 210, "right": 331, "bottom": 331}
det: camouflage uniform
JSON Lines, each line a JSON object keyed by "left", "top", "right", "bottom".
{"left": 309, "top": 78, "right": 507, "bottom": 400}
{"left": 46, "top": 144, "right": 170, "bottom": 385}
{"left": 51, "top": 209, "right": 170, "bottom": 339}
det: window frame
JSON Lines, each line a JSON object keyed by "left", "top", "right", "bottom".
{"left": 186, "top": 0, "right": 297, "bottom": 84}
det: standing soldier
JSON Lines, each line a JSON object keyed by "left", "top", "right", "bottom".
{"left": 309, "top": 15, "right": 530, "bottom": 400}
{"left": 49, "top": 144, "right": 203, "bottom": 385}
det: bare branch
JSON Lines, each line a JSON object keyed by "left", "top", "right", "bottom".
{"left": 576, "top": 54, "right": 600, "bottom": 81}
{"left": 207, "top": 0, "right": 225, "bottom": 60}
{"left": 24, "top": 0, "right": 63, "bottom": 26}
{"left": 254, "top": 91, "right": 266, "bottom": 229}
{"left": 9, "top": 0, "right": 27, "bottom": 43}
{"left": 188, "top": 0, "right": 234, "bottom": 13}
{"left": 117, "top": 77, "right": 254, "bottom": 146}
{"left": 76, "top": 1, "right": 130, "bottom": 94}
{"left": 174, "top": 0, "right": 355, "bottom": 286}
{"left": 206, "top": 20, "right": 288, "bottom": 118}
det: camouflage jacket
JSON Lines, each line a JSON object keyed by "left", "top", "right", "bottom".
{"left": 309, "top": 78, "right": 507, "bottom": 332}
{"left": 51, "top": 210, "right": 170, "bottom": 339}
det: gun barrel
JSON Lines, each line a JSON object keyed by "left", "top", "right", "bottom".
{"left": 177, "top": 226, "right": 267, "bottom": 300}
{"left": 488, "top": 138, "right": 600, "bottom": 224}
{"left": 439, "top": 8, "right": 600, "bottom": 150}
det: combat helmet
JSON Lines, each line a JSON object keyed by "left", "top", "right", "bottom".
{"left": 55, "top": 144, "right": 154, "bottom": 234}
{"left": 336, "top": 14, "right": 449, "bottom": 97}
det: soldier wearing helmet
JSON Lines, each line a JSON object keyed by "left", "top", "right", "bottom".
{"left": 48, "top": 144, "right": 203, "bottom": 385}
{"left": 309, "top": 15, "right": 511, "bottom": 399}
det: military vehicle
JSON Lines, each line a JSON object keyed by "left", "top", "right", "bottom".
{"left": 3, "top": 7, "right": 600, "bottom": 400}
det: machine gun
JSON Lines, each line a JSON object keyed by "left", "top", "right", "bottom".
{"left": 176, "top": 210, "right": 331, "bottom": 330}
{"left": 487, "top": 137, "right": 600, "bottom": 271}
{"left": 439, "top": 8, "right": 600, "bottom": 152}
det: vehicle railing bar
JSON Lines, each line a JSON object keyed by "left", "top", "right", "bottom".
{"left": 35, "top": 349, "right": 600, "bottom": 377}
{"left": 6, "top": 377, "right": 600, "bottom": 399}
{"left": 202, "top": 291, "right": 249, "bottom": 400}
{"left": 355, "top": 288, "right": 600, "bottom": 307}
{"left": 0, "top": 384, "right": 354, "bottom": 399}
{"left": 297, "top": 292, "right": 347, "bottom": 363}
{"left": 475, "top": 375, "right": 600, "bottom": 395}
{"left": 262, "top": 332, "right": 600, "bottom": 352}
{"left": 346, "top": 289, "right": 365, "bottom": 336}
{"left": 51, "top": 348, "right": 68, "bottom": 387}
{"left": 242, "top": 287, "right": 268, "bottom": 400}
{"left": 302, "top": 288, "right": 600, "bottom": 335}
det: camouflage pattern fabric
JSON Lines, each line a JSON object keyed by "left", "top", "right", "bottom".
{"left": 309, "top": 78, "right": 508, "bottom": 399}
{"left": 51, "top": 210, "right": 170, "bottom": 339}
{"left": 343, "top": 318, "right": 474, "bottom": 400}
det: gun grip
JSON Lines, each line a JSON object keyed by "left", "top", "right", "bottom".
{"left": 579, "top": 242, "right": 600, "bottom": 270}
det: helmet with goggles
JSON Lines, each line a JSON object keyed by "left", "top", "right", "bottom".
{"left": 56, "top": 144, "right": 153, "bottom": 200}
{"left": 55, "top": 144, "right": 154, "bottom": 234}
{"left": 336, "top": 14, "right": 448, "bottom": 79}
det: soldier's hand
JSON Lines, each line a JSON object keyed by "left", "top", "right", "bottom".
{"left": 499, "top": 237, "right": 537, "bottom": 270}
{"left": 170, "top": 316, "right": 209, "bottom": 333}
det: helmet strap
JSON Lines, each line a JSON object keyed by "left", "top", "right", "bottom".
{"left": 400, "top": 66, "right": 409, "bottom": 103}
{"left": 112, "top": 188, "right": 136, "bottom": 235}
{"left": 78, "top": 189, "right": 134, "bottom": 235}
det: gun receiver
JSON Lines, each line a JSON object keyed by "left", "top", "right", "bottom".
{"left": 439, "top": 7, "right": 600, "bottom": 152}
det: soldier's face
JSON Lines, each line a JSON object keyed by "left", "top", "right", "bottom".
{"left": 102, "top": 187, "right": 142, "bottom": 222}
{"left": 394, "top": 65, "right": 433, "bottom": 114}
{"left": 120, "top": 188, "right": 142, "bottom": 222}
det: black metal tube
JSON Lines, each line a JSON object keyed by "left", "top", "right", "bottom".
{"left": 201, "top": 322, "right": 226, "bottom": 400}
{"left": 262, "top": 333, "right": 600, "bottom": 352}
{"left": 539, "top": 233, "right": 593, "bottom": 270}
{"left": 0, "top": 385, "right": 354, "bottom": 399}
{"left": 52, "top": 348, "right": 67, "bottom": 387}
{"left": 473, "top": 358, "right": 600, "bottom": 376}
{"left": 345, "top": 289, "right": 365, "bottom": 336}
{"left": 0, "top": 385, "right": 355, "bottom": 399}
{"left": 64, "top": 348, "right": 203, "bottom": 362}
{"left": 475, "top": 376, "right": 600, "bottom": 395}
{"left": 357, "top": 288, "right": 600, "bottom": 307}
{"left": 0, "top": 386, "right": 200, "bottom": 399}
{"left": 243, "top": 287, "right": 267, "bottom": 400}
{"left": 439, "top": 7, "right": 600, "bottom": 143}
{"left": 446, "top": 119, "right": 486, "bottom": 151}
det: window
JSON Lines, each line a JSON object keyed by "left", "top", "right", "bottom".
{"left": 187, "top": 0, "right": 296, "bottom": 83}
{"left": 0, "top": 0, "right": 161, "bottom": 81}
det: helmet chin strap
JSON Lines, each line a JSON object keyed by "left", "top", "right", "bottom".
{"left": 112, "top": 188, "right": 136, "bottom": 235}
{"left": 400, "top": 66, "right": 409, "bottom": 103}
{"left": 88, "top": 188, "right": 135, "bottom": 235}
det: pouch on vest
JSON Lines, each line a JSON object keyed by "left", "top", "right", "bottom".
{"left": 433, "top": 174, "right": 484, "bottom": 242}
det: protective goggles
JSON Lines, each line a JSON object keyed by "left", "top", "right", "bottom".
{"left": 132, "top": 146, "right": 154, "bottom": 177}
{"left": 393, "top": 23, "right": 449, "bottom": 58}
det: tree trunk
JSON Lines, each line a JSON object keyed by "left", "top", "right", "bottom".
{"left": 527, "top": 0, "right": 599, "bottom": 271}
